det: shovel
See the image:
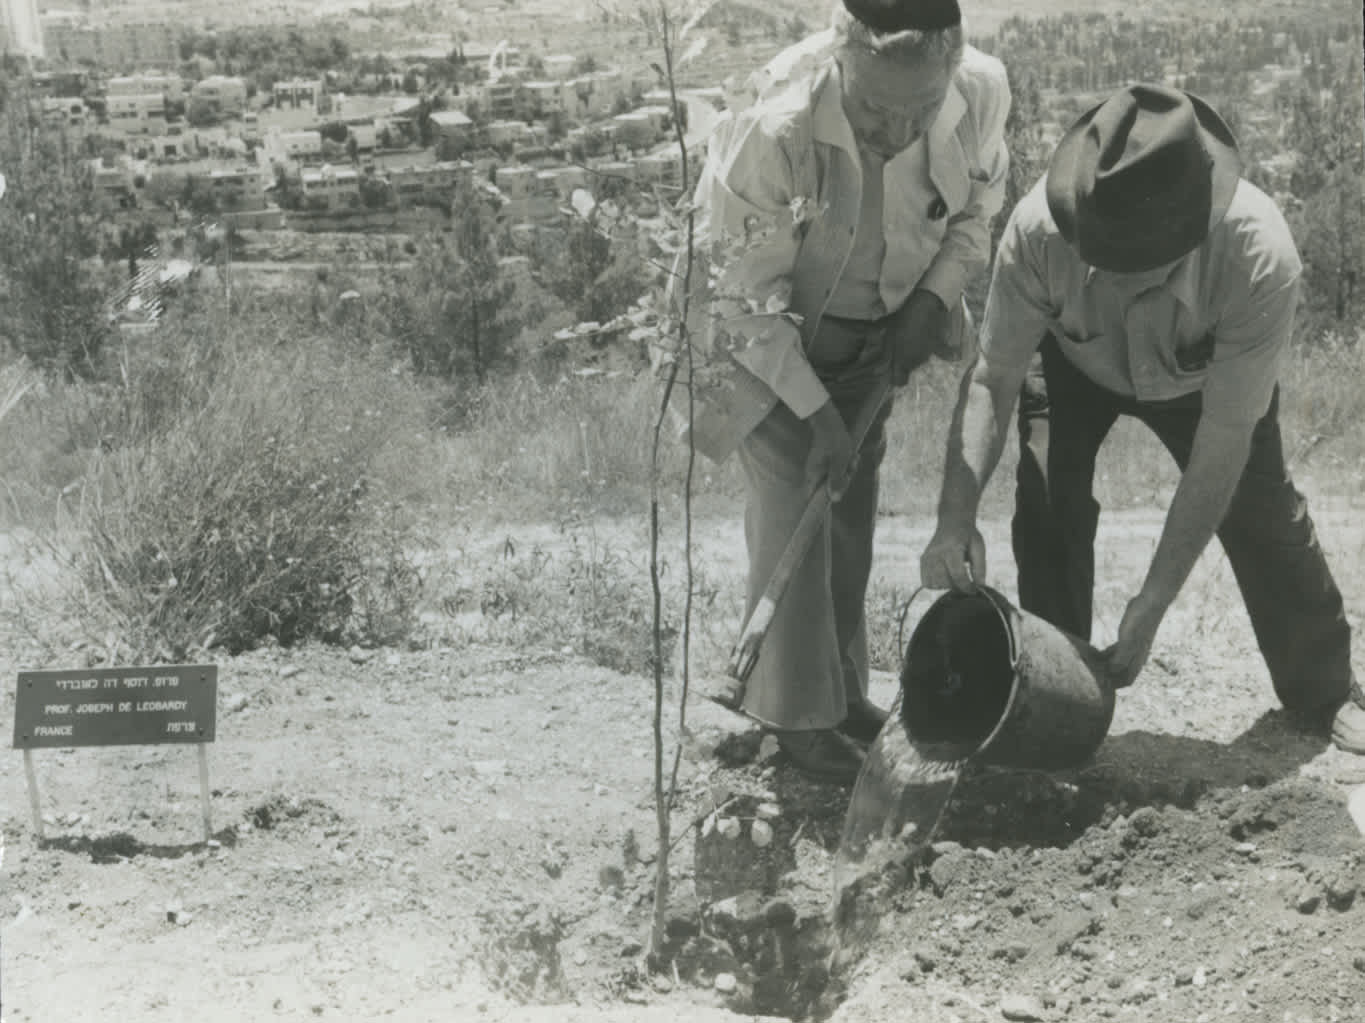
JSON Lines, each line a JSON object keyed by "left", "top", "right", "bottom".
{"left": 711, "top": 373, "right": 893, "bottom": 712}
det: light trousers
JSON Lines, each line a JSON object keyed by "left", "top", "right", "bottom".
{"left": 736, "top": 317, "right": 894, "bottom": 730}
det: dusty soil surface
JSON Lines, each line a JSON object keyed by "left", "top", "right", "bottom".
{"left": 3, "top": 506, "right": 1365, "bottom": 1023}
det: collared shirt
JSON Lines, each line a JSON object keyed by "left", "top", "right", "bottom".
{"left": 674, "top": 32, "right": 1010, "bottom": 460}
{"left": 824, "top": 142, "right": 896, "bottom": 320}
{"left": 980, "top": 178, "right": 1303, "bottom": 426}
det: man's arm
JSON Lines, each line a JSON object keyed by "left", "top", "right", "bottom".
{"left": 921, "top": 192, "right": 1053, "bottom": 591}
{"left": 1106, "top": 232, "right": 1300, "bottom": 686}
{"left": 1105, "top": 416, "right": 1254, "bottom": 686}
{"left": 919, "top": 351, "right": 1029, "bottom": 589}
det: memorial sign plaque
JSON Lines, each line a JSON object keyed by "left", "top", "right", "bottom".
{"left": 13, "top": 665, "right": 217, "bottom": 749}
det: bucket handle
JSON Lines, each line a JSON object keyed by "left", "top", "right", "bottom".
{"left": 972, "top": 585, "right": 1020, "bottom": 672}
{"left": 894, "top": 576, "right": 1020, "bottom": 674}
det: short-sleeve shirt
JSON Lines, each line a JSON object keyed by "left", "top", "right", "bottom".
{"left": 979, "top": 178, "right": 1303, "bottom": 426}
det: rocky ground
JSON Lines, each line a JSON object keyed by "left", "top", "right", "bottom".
{"left": 2, "top": 508, "right": 1364, "bottom": 1023}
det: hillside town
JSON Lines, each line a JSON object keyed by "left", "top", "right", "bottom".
{"left": 28, "top": 44, "right": 706, "bottom": 233}
{"left": 0, "top": 0, "right": 1359, "bottom": 345}
{"left": 4, "top": 0, "right": 1350, "bottom": 241}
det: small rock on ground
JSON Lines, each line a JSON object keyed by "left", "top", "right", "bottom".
{"left": 999, "top": 993, "right": 1046, "bottom": 1021}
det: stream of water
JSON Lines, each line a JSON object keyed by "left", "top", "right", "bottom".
{"left": 830, "top": 690, "right": 965, "bottom": 955}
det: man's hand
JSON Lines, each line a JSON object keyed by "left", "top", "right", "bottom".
{"left": 805, "top": 400, "right": 856, "bottom": 499}
{"left": 1102, "top": 592, "right": 1168, "bottom": 688}
{"left": 886, "top": 289, "right": 952, "bottom": 386}
{"left": 920, "top": 520, "right": 987, "bottom": 592}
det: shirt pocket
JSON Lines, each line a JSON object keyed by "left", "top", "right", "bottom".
{"left": 928, "top": 132, "right": 972, "bottom": 217}
{"left": 1048, "top": 316, "right": 1104, "bottom": 347}
{"left": 1173, "top": 329, "right": 1216, "bottom": 373}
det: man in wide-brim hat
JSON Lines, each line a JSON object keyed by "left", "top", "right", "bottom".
{"left": 678, "top": 0, "right": 1011, "bottom": 783}
{"left": 920, "top": 83, "right": 1365, "bottom": 754}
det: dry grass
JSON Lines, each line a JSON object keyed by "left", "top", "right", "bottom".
{"left": 2, "top": 291, "right": 432, "bottom": 662}
{"left": 1278, "top": 328, "right": 1365, "bottom": 485}
{"left": 2, "top": 290, "right": 1359, "bottom": 670}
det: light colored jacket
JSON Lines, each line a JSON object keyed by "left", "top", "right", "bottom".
{"left": 671, "top": 32, "right": 1010, "bottom": 462}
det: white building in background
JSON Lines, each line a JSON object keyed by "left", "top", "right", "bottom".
{"left": 300, "top": 164, "right": 361, "bottom": 210}
{"left": 273, "top": 78, "right": 323, "bottom": 112}
{"left": 107, "top": 91, "right": 167, "bottom": 135}
{"left": 262, "top": 128, "right": 324, "bottom": 165}
{"left": 542, "top": 54, "right": 577, "bottom": 79}
{"left": 191, "top": 76, "right": 248, "bottom": 119}
{"left": 108, "top": 72, "right": 185, "bottom": 102}
{"left": 1, "top": 0, "right": 44, "bottom": 58}
{"left": 39, "top": 10, "right": 92, "bottom": 63}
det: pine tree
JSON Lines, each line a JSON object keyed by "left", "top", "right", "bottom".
{"left": 1285, "top": 56, "right": 1364, "bottom": 330}
{"left": 381, "top": 182, "right": 520, "bottom": 393}
{"left": 0, "top": 86, "right": 110, "bottom": 377}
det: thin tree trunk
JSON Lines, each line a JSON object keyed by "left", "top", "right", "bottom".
{"left": 648, "top": 0, "right": 697, "bottom": 966}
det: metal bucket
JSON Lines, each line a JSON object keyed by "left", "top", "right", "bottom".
{"left": 899, "top": 585, "right": 1115, "bottom": 770}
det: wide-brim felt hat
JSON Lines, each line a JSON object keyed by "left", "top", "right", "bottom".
{"left": 1046, "top": 84, "right": 1242, "bottom": 273}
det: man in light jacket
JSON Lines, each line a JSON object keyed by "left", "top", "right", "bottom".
{"left": 681, "top": 0, "right": 1010, "bottom": 782}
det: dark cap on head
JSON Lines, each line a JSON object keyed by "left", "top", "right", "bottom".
{"left": 842, "top": 0, "right": 962, "bottom": 33}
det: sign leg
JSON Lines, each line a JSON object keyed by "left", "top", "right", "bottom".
{"left": 22, "top": 749, "right": 45, "bottom": 842}
{"left": 197, "top": 743, "right": 212, "bottom": 843}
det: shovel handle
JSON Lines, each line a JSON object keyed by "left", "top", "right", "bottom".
{"left": 726, "top": 376, "right": 893, "bottom": 685}
{"left": 727, "top": 492, "right": 830, "bottom": 681}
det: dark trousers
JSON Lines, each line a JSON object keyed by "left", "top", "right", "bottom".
{"left": 1013, "top": 336, "right": 1353, "bottom": 716}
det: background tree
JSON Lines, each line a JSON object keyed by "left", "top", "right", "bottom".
{"left": 0, "top": 87, "right": 110, "bottom": 377}
{"left": 442, "top": 184, "right": 519, "bottom": 384}
{"left": 995, "top": 64, "right": 1048, "bottom": 244}
{"left": 1285, "top": 53, "right": 1364, "bottom": 332}
{"left": 533, "top": 208, "right": 646, "bottom": 325}
{"left": 271, "top": 165, "right": 303, "bottom": 210}
{"left": 358, "top": 172, "right": 392, "bottom": 210}
{"left": 104, "top": 221, "right": 159, "bottom": 279}
{"left": 377, "top": 183, "right": 520, "bottom": 395}
{"left": 182, "top": 176, "right": 221, "bottom": 216}
{"left": 144, "top": 169, "right": 186, "bottom": 212}
{"left": 186, "top": 95, "right": 221, "bottom": 127}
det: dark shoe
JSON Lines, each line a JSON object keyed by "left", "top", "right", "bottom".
{"left": 1330, "top": 681, "right": 1365, "bottom": 756}
{"left": 837, "top": 699, "right": 890, "bottom": 746}
{"left": 775, "top": 729, "right": 865, "bottom": 784}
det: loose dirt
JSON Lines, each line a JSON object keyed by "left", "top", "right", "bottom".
{"left": 2, "top": 507, "right": 1364, "bottom": 1023}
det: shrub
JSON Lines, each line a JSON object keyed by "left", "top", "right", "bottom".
{"left": 8, "top": 292, "right": 430, "bottom": 660}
